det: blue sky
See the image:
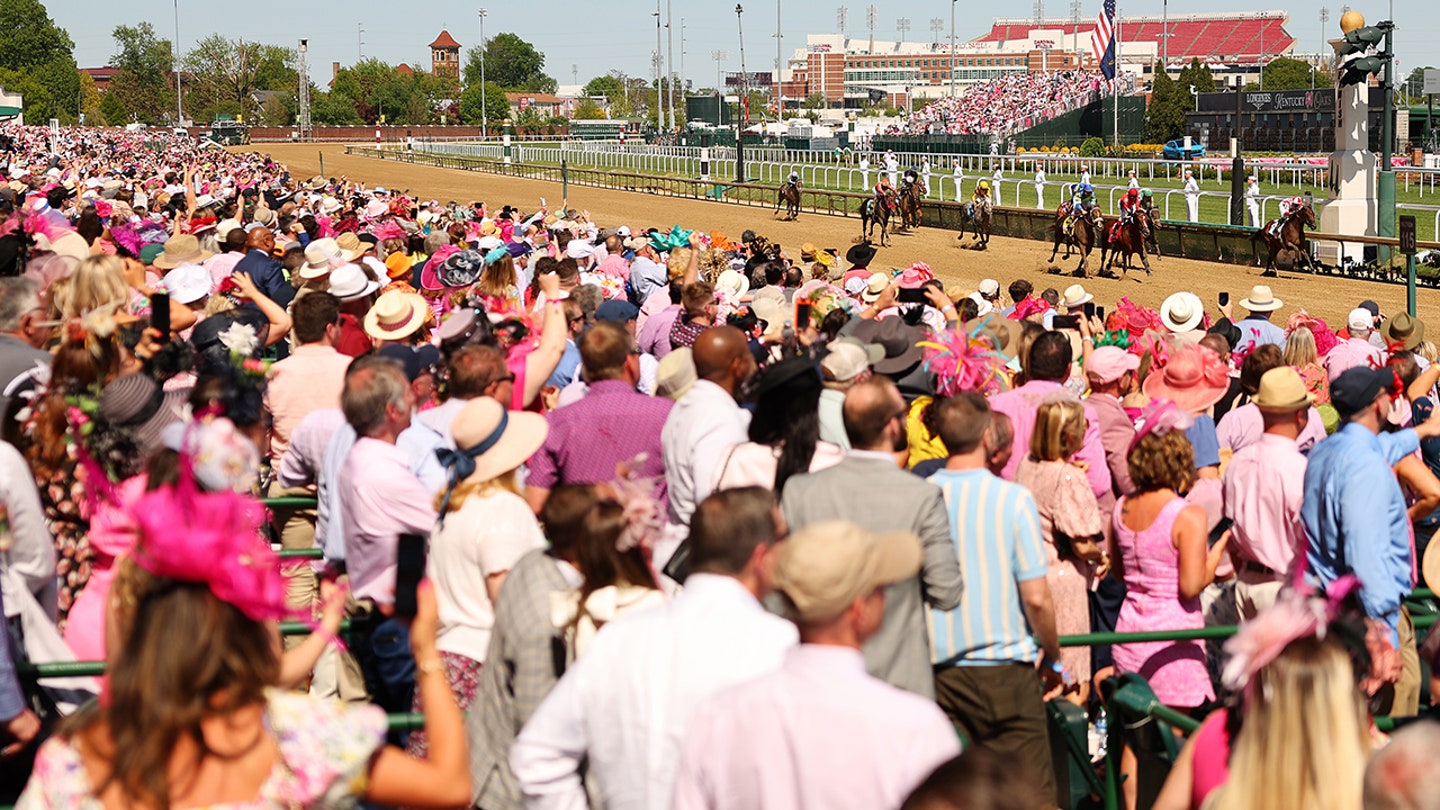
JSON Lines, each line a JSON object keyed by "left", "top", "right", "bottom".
{"left": 51, "top": 0, "right": 1440, "bottom": 89}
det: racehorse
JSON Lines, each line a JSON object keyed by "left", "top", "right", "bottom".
{"left": 956, "top": 199, "right": 992, "bottom": 250}
{"left": 1139, "top": 203, "right": 1163, "bottom": 259}
{"left": 897, "top": 180, "right": 923, "bottom": 230}
{"left": 1250, "top": 204, "right": 1317, "bottom": 274}
{"left": 860, "top": 192, "right": 894, "bottom": 246}
{"left": 1100, "top": 209, "right": 1153, "bottom": 276}
{"left": 775, "top": 182, "right": 801, "bottom": 220}
{"left": 1049, "top": 203, "right": 1102, "bottom": 276}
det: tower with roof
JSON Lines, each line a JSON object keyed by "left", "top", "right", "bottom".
{"left": 430, "top": 30, "right": 461, "bottom": 79}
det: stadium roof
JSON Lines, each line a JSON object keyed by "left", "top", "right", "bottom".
{"left": 976, "top": 12, "right": 1294, "bottom": 64}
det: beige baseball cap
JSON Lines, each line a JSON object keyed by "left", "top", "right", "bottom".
{"left": 774, "top": 520, "right": 922, "bottom": 624}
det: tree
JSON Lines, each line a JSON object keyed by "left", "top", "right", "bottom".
{"left": 99, "top": 91, "right": 129, "bottom": 125}
{"left": 572, "top": 98, "right": 604, "bottom": 120}
{"left": 583, "top": 74, "right": 624, "bottom": 99}
{"left": 1261, "top": 57, "right": 1329, "bottom": 91}
{"left": 0, "top": 0, "right": 77, "bottom": 122}
{"left": 183, "top": 34, "right": 281, "bottom": 122}
{"left": 78, "top": 71, "right": 103, "bottom": 125}
{"left": 802, "top": 92, "right": 826, "bottom": 109}
{"left": 1145, "top": 62, "right": 1187, "bottom": 143}
{"left": 111, "top": 23, "right": 171, "bottom": 86}
{"left": 462, "top": 32, "right": 554, "bottom": 92}
{"left": 311, "top": 90, "right": 361, "bottom": 125}
{"left": 1175, "top": 58, "right": 1215, "bottom": 109}
{"left": 1402, "top": 65, "right": 1436, "bottom": 104}
{"left": 460, "top": 81, "right": 510, "bottom": 129}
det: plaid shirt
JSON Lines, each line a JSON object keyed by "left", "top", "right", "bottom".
{"left": 467, "top": 549, "right": 573, "bottom": 809}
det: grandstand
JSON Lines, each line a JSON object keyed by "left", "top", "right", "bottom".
{"left": 977, "top": 11, "right": 1295, "bottom": 83}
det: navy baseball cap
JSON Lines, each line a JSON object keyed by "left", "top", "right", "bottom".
{"left": 1330, "top": 366, "right": 1394, "bottom": 418}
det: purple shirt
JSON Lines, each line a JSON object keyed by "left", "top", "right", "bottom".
{"left": 1223, "top": 433, "right": 1308, "bottom": 577}
{"left": 989, "top": 379, "right": 1112, "bottom": 498}
{"left": 338, "top": 437, "right": 438, "bottom": 604}
{"left": 638, "top": 304, "right": 682, "bottom": 360}
{"left": 526, "top": 379, "right": 673, "bottom": 494}
{"left": 1216, "top": 402, "right": 1327, "bottom": 455}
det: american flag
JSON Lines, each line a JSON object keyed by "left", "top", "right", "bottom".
{"left": 1090, "top": 0, "right": 1117, "bottom": 81}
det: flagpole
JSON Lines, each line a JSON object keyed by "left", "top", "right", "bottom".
{"left": 1112, "top": 2, "right": 1120, "bottom": 148}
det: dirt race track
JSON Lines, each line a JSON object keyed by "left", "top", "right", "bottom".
{"left": 261, "top": 143, "right": 1440, "bottom": 330}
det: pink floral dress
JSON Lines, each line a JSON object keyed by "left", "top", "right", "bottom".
{"left": 1111, "top": 496, "right": 1215, "bottom": 708}
{"left": 1016, "top": 457, "right": 1101, "bottom": 686}
{"left": 17, "top": 689, "right": 387, "bottom": 809}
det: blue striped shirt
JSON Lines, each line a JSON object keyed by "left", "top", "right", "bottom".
{"left": 928, "top": 468, "right": 1048, "bottom": 667}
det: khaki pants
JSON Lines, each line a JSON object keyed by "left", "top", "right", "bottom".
{"left": 1375, "top": 608, "right": 1421, "bottom": 718}
{"left": 1232, "top": 576, "right": 1284, "bottom": 622}
{"left": 309, "top": 587, "right": 372, "bottom": 703}
{"left": 268, "top": 481, "right": 319, "bottom": 652}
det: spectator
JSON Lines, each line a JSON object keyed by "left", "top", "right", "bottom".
{"left": 1234, "top": 285, "right": 1287, "bottom": 355}
{"left": 1014, "top": 398, "right": 1104, "bottom": 706}
{"left": 818, "top": 340, "right": 879, "bottom": 450}
{"left": 1364, "top": 721, "right": 1440, "bottom": 810}
{"left": 902, "top": 747, "right": 1051, "bottom": 810}
{"left": 673, "top": 521, "right": 959, "bottom": 810}
{"left": 1303, "top": 366, "right": 1440, "bottom": 718}
{"left": 510, "top": 487, "right": 797, "bottom": 809}
{"left": 526, "top": 321, "right": 672, "bottom": 513}
{"left": 1217, "top": 344, "right": 1327, "bottom": 455}
{"left": 782, "top": 377, "right": 964, "bottom": 697}
{"left": 1325, "top": 308, "right": 1387, "bottom": 382}
{"left": 232, "top": 225, "right": 295, "bottom": 307}
{"left": 926, "top": 392, "right": 1065, "bottom": 804}
{"left": 1222, "top": 367, "right": 1313, "bottom": 620}
{"left": 0, "top": 277, "right": 50, "bottom": 416}
{"left": 714, "top": 356, "right": 845, "bottom": 494}
{"left": 1285, "top": 325, "right": 1330, "bottom": 405}
{"left": 1083, "top": 345, "right": 1141, "bottom": 502}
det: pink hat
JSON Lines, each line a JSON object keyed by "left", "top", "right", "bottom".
{"left": 896, "top": 267, "right": 930, "bottom": 289}
{"left": 1142, "top": 344, "right": 1230, "bottom": 414}
{"left": 1085, "top": 346, "right": 1141, "bottom": 384}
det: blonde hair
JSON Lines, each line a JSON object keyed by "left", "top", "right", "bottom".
{"left": 666, "top": 247, "right": 693, "bottom": 281}
{"left": 1030, "top": 399, "right": 1087, "bottom": 462}
{"left": 434, "top": 468, "right": 521, "bottom": 513}
{"left": 66, "top": 255, "right": 130, "bottom": 319}
{"left": 1417, "top": 340, "right": 1439, "bottom": 363}
{"left": 1212, "top": 636, "right": 1369, "bottom": 810}
{"left": 1284, "top": 326, "right": 1319, "bottom": 368}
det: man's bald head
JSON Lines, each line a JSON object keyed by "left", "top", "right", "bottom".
{"left": 246, "top": 227, "right": 274, "bottom": 251}
{"left": 842, "top": 377, "right": 906, "bottom": 452}
{"left": 692, "top": 326, "right": 755, "bottom": 394}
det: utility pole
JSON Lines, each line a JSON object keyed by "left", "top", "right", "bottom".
{"left": 297, "top": 39, "right": 311, "bottom": 140}
{"left": 866, "top": 5, "right": 876, "bottom": 54}
{"left": 737, "top": 4, "right": 748, "bottom": 183}
{"left": 681, "top": 19, "right": 687, "bottom": 118}
{"left": 358, "top": 23, "right": 364, "bottom": 60}
{"left": 654, "top": 1, "right": 664, "bottom": 131}
{"left": 1316, "top": 7, "right": 1330, "bottom": 89}
{"left": 173, "top": 0, "right": 183, "bottom": 126}
{"left": 667, "top": 0, "right": 676, "bottom": 130}
{"left": 478, "top": 9, "right": 488, "bottom": 136}
{"left": 950, "top": 0, "right": 957, "bottom": 98}
{"left": 930, "top": 18, "right": 943, "bottom": 47}
{"left": 1070, "top": 0, "right": 1082, "bottom": 64}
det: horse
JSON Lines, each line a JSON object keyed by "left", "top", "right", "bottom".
{"left": 956, "top": 199, "right": 992, "bottom": 250}
{"left": 1250, "top": 204, "right": 1318, "bottom": 275}
{"left": 897, "top": 180, "right": 923, "bottom": 230}
{"left": 860, "top": 192, "right": 893, "bottom": 246}
{"left": 775, "top": 182, "right": 800, "bottom": 220}
{"left": 1139, "top": 202, "right": 1163, "bottom": 259}
{"left": 1049, "top": 203, "right": 1102, "bottom": 276}
{"left": 1100, "top": 209, "right": 1153, "bottom": 276}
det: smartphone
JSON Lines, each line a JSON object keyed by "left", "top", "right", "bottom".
{"left": 394, "top": 532, "right": 428, "bottom": 619}
{"left": 150, "top": 291, "right": 170, "bottom": 342}
{"left": 1096, "top": 305, "right": 1106, "bottom": 321}
{"left": 897, "top": 287, "right": 928, "bottom": 304}
{"left": 539, "top": 197, "right": 546, "bottom": 207}
{"left": 1052, "top": 314, "right": 1080, "bottom": 330}
{"left": 795, "top": 298, "right": 812, "bottom": 328}
{"left": 1208, "top": 517, "right": 1234, "bottom": 547}
{"left": 1219, "top": 291, "right": 1230, "bottom": 307}
{"left": 1083, "top": 301, "right": 1096, "bottom": 319}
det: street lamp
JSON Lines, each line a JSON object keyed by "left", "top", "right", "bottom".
{"left": 173, "top": 0, "right": 183, "bottom": 126}
{"left": 737, "top": 4, "right": 747, "bottom": 183}
{"left": 478, "top": 9, "right": 488, "bottom": 136}
{"left": 949, "top": 0, "right": 957, "bottom": 99}
{"left": 654, "top": 3, "right": 664, "bottom": 131}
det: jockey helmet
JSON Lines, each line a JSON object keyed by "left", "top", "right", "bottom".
{"left": 1079, "top": 183, "right": 1093, "bottom": 195}
{"left": 1141, "top": 188, "right": 1153, "bottom": 198}
{"left": 977, "top": 180, "right": 990, "bottom": 191}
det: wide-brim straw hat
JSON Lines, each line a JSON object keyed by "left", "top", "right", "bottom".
{"left": 1240, "top": 284, "right": 1283, "bottom": 312}
{"left": 449, "top": 397, "right": 548, "bottom": 483}
{"left": 1142, "top": 344, "right": 1231, "bottom": 415}
{"left": 1252, "top": 366, "right": 1316, "bottom": 413}
{"left": 152, "top": 234, "right": 214, "bottom": 270}
{"left": 363, "top": 290, "right": 429, "bottom": 342}
{"left": 1161, "top": 292, "right": 1205, "bottom": 333}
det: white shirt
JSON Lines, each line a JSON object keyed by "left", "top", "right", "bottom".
{"left": 1184, "top": 177, "right": 1200, "bottom": 196}
{"left": 511, "top": 574, "right": 798, "bottom": 810}
{"left": 1245, "top": 183, "right": 1261, "bottom": 202}
{"left": 672, "top": 645, "right": 960, "bottom": 810}
{"left": 430, "top": 489, "right": 547, "bottom": 661}
{"left": 661, "top": 380, "right": 751, "bottom": 528}
{"left": 0, "top": 440, "right": 53, "bottom": 615}
{"left": 1035, "top": 169, "right": 1046, "bottom": 185}
{"left": 1080, "top": 170, "right": 1091, "bottom": 185}
{"left": 1128, "top": 176, "right": 1140, "bottom": 189}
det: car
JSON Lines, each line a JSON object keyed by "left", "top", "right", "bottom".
{"left": 1163, "top": 139, "right": 1206, "bottom": 160}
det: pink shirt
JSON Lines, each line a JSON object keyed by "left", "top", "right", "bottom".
{"left": 1221, "top": 433, "right": 1308, "bottom": 577}
{"left": 989, "top": 379, "right": 1112, "bottom": 497}
{"left": 1322, "top": 336, "right": 1385, "bottom": 382}
{"left": 338, "top": 437, "right": 438, "bottom": 604}
{"left": 672, "top": 645, "right": 960, "bottom": 810}
{"left": 1215, "top": 402, "right": 1328, "bottom": 455}
{"left": 264, "top": 344, "right": 352, "bottom": 460}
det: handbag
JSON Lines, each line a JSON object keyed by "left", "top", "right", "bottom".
{"left": 1054, "top": 529, "right": 1105, "bottom": 564}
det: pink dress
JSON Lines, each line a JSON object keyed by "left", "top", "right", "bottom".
{"left": 62, "top": 475, "right": 148, "bottom": 662}
{"left": 1111, "top": 496, "right": 1214, "bottom": 708}
{"left": 1015, "top": 457, "right": 1100, "bottom": 686}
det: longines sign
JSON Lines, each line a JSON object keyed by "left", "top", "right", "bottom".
{"left": 1243, "top": 89, "right": 1326, "bottom": 112}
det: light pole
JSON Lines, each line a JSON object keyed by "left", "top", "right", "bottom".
{"left": 737, "top": 3, "right": 748, "bottom": 183}
{"left": 297, "top": 39, "right": 311, "bottom": 140}
{"left": 654, "top": 2, "right": 664, "bottom": 131}
{"left": 173, "top": 0, "right": 183, "bottom": 126}
{"left": 950, "top": 0, "right": 957, "bottom": 98}
{"left": 667, "top": 0, "right": 676, "bottom": 130}
{"left": 1316, "top": 7, "right": 1329, "bottom": 89}
{"left": 478, "top": 9, "right": 487, "bottom": 136}
{"left": 775, "top": 0, "right": 782, "bottom": 112}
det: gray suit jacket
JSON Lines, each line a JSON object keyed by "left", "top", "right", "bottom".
{"left": 780, "top": 454, "right": 964, "bottom": 698}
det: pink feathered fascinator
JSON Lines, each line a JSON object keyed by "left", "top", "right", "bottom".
{"left": 1128, "top": 399, "right": 1194, "bottom": 454}
{"left": 1285, "top": 309, "right": 1339, "bottom": 358}
{"left": 1220, "top": 575, "right": 1361, "bottom": 703}
{"left": 920, "top": 318, "right": 1009, "bottom": 397}
{"left": 128, "top": 483, "right": 288, "bottom": 622}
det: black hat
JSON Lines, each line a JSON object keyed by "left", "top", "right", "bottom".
{"left": 378, "top": 343, "right": 442, "bottom": 382}
{"left": 845, "top": 242, "right": 877, "bottom": 267}
{"left": 1330, "top": 366, "right": 1394, "bottom": 419}
{"left": 850, "top": 316, "right": 924, "bottom": 376}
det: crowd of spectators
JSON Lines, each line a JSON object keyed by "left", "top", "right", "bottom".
{"left": 901, "top": 69, "right": 1106, "bottom": 137}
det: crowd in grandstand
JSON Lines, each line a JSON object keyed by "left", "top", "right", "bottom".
{"left": 0, "top": 122, "right": 1434, "bottom": 810}
{"left": 899, "top": 69, "right": 1106, "bottom": 137}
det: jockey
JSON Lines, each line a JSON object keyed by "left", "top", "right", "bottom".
{"left": 1118, "top": 187, "right": 1142, "bottom": 224}
{"left": 874, "top": 174, "right": 895, "bottom": 209}
{"left": 785, "top": 170, "right": 801, "bottom": 190}
{"left": 972, "top": 179, "right": 991, "bottom": 207}
{"left": 902, "top": 167, "right": 919, "bottom": 188}
{"left": 1063, "top": 182, "right": 1097, "bottom": 230}
{"left": 1268, "top": 194, "right": 1307, "bottom": 237}
{"left": 1138, "top": 188, "right": 1156, "bottom": 214}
